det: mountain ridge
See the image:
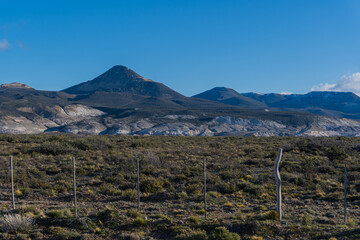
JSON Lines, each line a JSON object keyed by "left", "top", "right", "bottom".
{"left": 193, "top": 87, "right": 360, "bottom": 119}
{"left": 1, "top": 65, "right": 360, "bottom": 136}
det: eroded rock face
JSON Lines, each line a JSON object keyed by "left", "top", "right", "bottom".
{"left": 2, "top": 108, "right": 360, "bottom": 136}
{"left": 0, "top": 104, "right": 105, "bottom": 134}
{"left": 0, "top": 115, "right": 57, "bottom": 134}
{"left": 0, "top": 82, "right": 33, "bottom": 89}
{"left": 3, "top": 92, "right": 360, "bottom": 137}
{"left": 41, "top": 105, "right": 105, "bottom": 125}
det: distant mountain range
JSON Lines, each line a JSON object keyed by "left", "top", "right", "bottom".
{"left": 193, "top": 87, "right": 360, "bottom": 119}
{"left": 1, "top": 65, "right": 360, "bottom": 136}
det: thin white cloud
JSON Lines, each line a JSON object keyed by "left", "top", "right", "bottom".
{"left": 16, "top": 40, "right": 26, "bottom": 49}
{"left": 0, "top": 39, "right": 10, "bottom": 51}
{"left": 311, "top": 73, "right": 360, "bottom": 95}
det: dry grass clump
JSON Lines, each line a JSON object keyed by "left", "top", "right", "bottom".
{"left": 0, "top": 214, "right": 34, "bottom": 233}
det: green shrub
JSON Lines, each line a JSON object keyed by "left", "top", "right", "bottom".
{"left": 249, "top": 236, "right": 263, "bottom": 240}
{"left": 300, "top": 214, "right": 313, "bottom": 226}
{"left": 189, "top": 216, "right": 200, "bottom": 224}
{"left": 175, "top": 230, "right": 208, "bottom": 240}
{"left": 32, "top": 141, "right": 75, "bottom": 155}
{"left": 326, "top": 146, "right": 347, "bottom": 162}
{"left": 127, "top": 209, "right": 142, "bottom": 219}
{"left": 15, "top": 206, "right": 44, "bottom": 218}
{"left": 207, "top": 191, "right": 221, "bottom": 198}
{"left": 262, "top": 211, "right": 278, "bottom": 221}
{"left": 322, "top": 192, "right": 342, "bottom": 201}
{"left": 100, "top": 183, "right": 122, "bottom": 196}
{"left": 41, "top": 188, "right": 58, "bottom": 197}
{"left": 21, "top": 187, "right": 31, "bottom": 195}
{"left": 186, "top": 183, "right": 203, "bottom": 195}
{"left": 177, "top": 191, "right": 188, "bottom": 199}
{"left": 218, "top": 182, "right": 238, "bottom": 194}
{"left": 120, "top": 232, "right": 144, "bottom": 240}
{"left": 15, "top": 233, "right": 29, "bottom": 240}
{"left": 209, "top": 227, "right": 240, "bottom": 240}
{"left": 48, "top": 226, "right": 81, "bottom": 240}
{"left": 238, "top": 182, "right": 262, "bottom": 196}
{"left": 97, "top": 208, "right": 120, "bottom": 222}
{"left": 141, "top": 177, "right": 163, "bottom": 193}
{"left": 134, "top": 217, "right": 147, "bottom": 227}
{"left": 122, "top": 188, "right": 137, "bottom": 201}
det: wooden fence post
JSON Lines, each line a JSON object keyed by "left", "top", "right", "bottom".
{"left": 10, "top": 155, "right": 15, "bottom": 210}
{"left": 73, "top": 157, "right": 78, "bottom": 218}
{"left": 203, "top": 159, "right": 207, "bottom": 220}
{"left": 344, "top": 159, "right": 348, "bottom": 224}
{"left": 274, "top": 148, "right": 283, "bottom": 220}
{"left": 137, "top": 158, "right": 140, "bottom": 212}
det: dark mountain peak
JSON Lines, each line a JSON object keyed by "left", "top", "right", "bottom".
{"left": 98, "top": 65, "right": 152, "bottom": 83}
{"left": 212, "top": 87, "right": 233, "bottom": 91}
{"left": 193, "top": 87, "right": 266, "bottom": 108}
{"left": 192, "top": 87, "right": 240, "bottom": 100}
{"left": 63, "top": 65, "right": 183, "bottom": 99}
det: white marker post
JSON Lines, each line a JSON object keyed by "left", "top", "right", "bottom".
{"left": 10, "top": 155, "right": 15, "bottom": 210}
{"left": 73, "top": 157, "right": 78, "bottom": 218}
{"left": 274, "top": 148, "right": 283, "bottom": 220}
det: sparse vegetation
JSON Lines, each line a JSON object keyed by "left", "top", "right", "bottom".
{"left": 0, "top": 135, "right": 358, "bottom": 239}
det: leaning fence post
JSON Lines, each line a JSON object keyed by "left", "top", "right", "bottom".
{"left": 274, "top": 148, "right": 283, "bottom": 220}
{"left": 203, "top": 159, "right": 207, "bottom": 220}
{"left": 10, "top": 155, "right": 15, "bottom": 210}
{"left": 344, "top": 159, "right": 348, "bottom": 224}
{"left": 137, "top": 158, "right": 140, "bottom": 212}
{"left": 73, "top": 157, "right": 78, "bottom": 218}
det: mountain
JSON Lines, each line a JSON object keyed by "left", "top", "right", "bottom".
{"left": 1, "top": 66, "right": 360, "bottom": 136}
{"left": 194, "top": 88, "right": 360, "bottom": 119}
{"left": 63, "top": 65, "right": 184, "bottom": 99}
{"left": 241, "top": 92, "right": 292, "bottom": 105}
{"left": 270, "top": 91, "right": 360, "bottom": 109}
{"left": 192, "top": 87, "right": 266, "bottom": 108}
{"left": 244, "top": 91, "right": 360, "bottom": 118}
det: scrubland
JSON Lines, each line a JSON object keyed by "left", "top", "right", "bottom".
{"left": 0, "top": 135, "right": 359, "bottom": 239}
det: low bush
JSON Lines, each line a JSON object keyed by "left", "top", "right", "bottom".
{"left": 127, "top": 209, "right": 142, "bottom": 219}
{"left": 122, "top": 188, "right": 137, "bottom": 201}
{"left": 262, "top": 211, "right": 278, "bottom": 221}
{"left": 141, "top": 177, "right": 163, "bottom": 193}
{"left": 177, "top": 191, "right": 188, "bottom": 199}
{"left": 0, "top": 214, "right": 34, "bottom": 233}
{"left": 100, "top": 183, "right": 122, "bottom": 196}
{"left": 209, "top": 227, "right": 240, "bottom": 240}
{"left": 15, "top": 206, "right": 45, "bottom": 218}
{"left": 134, "top": 217, "right": 147, "bottom": 227}
{"left": 48, "top": 226, "right": 81, "bottom": 240}
{"left": 188, "top": 216, "right": 200, "bottom": 224}
{"left": 175, "top": 230, "right": 208, "bottom": 240}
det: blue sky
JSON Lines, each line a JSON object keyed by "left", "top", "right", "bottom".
{"left": 1, "top": 0, "right": 360, "bottom": 96}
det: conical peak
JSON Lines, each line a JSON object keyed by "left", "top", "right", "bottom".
{"left": 99, "top": 65, "right": 152, "bottom": 82}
